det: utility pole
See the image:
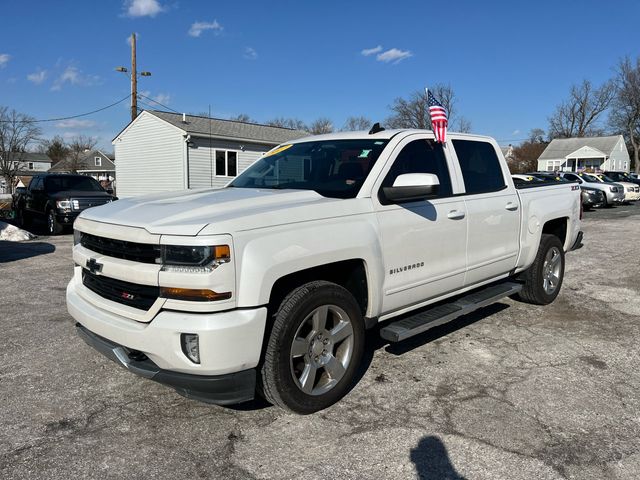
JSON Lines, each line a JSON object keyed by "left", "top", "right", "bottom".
{"left": 130, "top": 32, "right": 137, "bottom": 122}
{"left": 115, "top": 33, "right": 151, "bottom": 123}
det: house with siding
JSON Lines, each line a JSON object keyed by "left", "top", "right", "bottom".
{"left": 0, "top": 152, "right": 52, "bottom": 193}
{"left": 112, "top": 110, "right": 308, "bottom": 197}
{"left": 537, "top": 135, "right": 630, "bottom": 173}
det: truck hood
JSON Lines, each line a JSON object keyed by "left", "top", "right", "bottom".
{"left": 79, "top": 187, "right": 370, "bottom": 236}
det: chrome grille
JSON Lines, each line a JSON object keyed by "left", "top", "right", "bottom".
{"left": 71, "top": 197, "right": 111, "bottom": 210}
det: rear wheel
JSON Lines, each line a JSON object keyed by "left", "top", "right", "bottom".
{"left": 47, "top": 209, "right": 63, "bottom": 235}
{"left": 259, "top": 281, "right": 365, "bottom": 414}
{"left": 602, "top": 194, "right": 609, "bottom": 208}
{"left": 514, "top": 234, "right": 565, "bottom": 305}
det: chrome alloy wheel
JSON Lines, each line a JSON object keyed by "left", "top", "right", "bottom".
{"left": 290, "top": 304, "right": 354, "bottom": 396}
{"left": 542, "top": 246, "right": 562, "bottom": 294}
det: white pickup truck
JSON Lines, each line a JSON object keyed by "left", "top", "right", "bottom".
{"left": 67, "top": 129, "right": 582, "bottom": 413}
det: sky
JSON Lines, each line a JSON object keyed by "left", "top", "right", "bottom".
{"left": 1, "top": 0, "right": 639, "bottom": 152}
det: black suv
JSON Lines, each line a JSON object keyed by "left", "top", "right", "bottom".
{"left": 14, "top": 174, "right": 116, "bottom": 235}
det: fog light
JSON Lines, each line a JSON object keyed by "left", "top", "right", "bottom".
{"left": 181, "top": 333, "right": 200, "bottom": 364}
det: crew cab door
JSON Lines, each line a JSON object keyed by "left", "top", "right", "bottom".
{"left": 449, "top": 139, "right": 520, "bottom": 286}
{"left": 373, "top": 135, "right": 467, "bottom": 314}
{"left": 25, "top": 176, "right": 42, "bottom": 215}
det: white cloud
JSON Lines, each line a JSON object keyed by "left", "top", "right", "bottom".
{"left": 55, "top": 119, "right": 96, "bottom": 129}
{"left": 27, "top": 69, "right": 47, "bottom": 84}
{"left": 0, "top": 53, "right": 10, "bottom": 68}
{"left": 123, "top": 0, "right": 164, "bottom": 18}
{"left": 376, "top": 48, "right": 412, "bottom": 64}
{"left": 243, "top": 47, "right": 257, "bottom": 60}
{"left": 139, "top": 90, "right": 171, "bottom": 108}
{"left": 51, "top": 65, "right": 100, "bottom": 91}
{"left": 188, "top": 20, "right": 223, "bottom": 37}
{"left": 152, "top": 93, "right": 170, "bottom": 105}
{"left": 512, "top": 129, "right": 521, "bottom": 136}
{"left": 361, "top": 46, "right": 382, "bottom": 56}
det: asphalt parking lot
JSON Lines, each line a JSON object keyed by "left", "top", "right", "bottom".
{"left": 1, "top": 203, "right": 639, "bottom": 479}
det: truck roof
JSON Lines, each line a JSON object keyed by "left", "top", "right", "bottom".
{"left": 285, "top": 129, "right": 496, "bottom": 144}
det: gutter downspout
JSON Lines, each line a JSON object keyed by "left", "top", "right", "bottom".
{"left": 184, "top": 135, "right": 191, "bottom": 189}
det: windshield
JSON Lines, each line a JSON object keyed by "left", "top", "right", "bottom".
{"left": 45, "top": 176, "right": 105, "bottom": 193}
{"left": 230, "top": 139, "right": 389, "bottom": 199}
{"left": 579, "top": 173, "right": 598, "bottom": 182}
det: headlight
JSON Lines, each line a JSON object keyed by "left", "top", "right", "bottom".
{"left": 609, "top": 186, "right": 616, "bottom": 192}
{"left": 627, "top": 187, "right": 634, "bottom": 192}
{"left": 56, "top": 200, "right": 71, "bottom": 209}
{"left": 73, "top": 230, "right": 82, "bottom": 245}
{"left": 161, "top": 244, "right": 230, "bottom": 273}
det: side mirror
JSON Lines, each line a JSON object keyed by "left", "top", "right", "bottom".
{"left": 382, "top": 173, "right": 440, "bottom": 204}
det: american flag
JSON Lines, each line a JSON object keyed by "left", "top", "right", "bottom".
{"left": 427, "top": 88, "right": 448, "bottom": 143}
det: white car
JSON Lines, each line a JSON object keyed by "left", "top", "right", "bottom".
{"left": 561, "top": 172, "right": 625, "bottom": 206}
{"left": 590, "top": 173, "right": 640, "bottom": 201}
{"left": 67, "top": 130, "right": 582, "bottom": 413}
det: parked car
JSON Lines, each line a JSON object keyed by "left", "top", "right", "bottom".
{"left": 14, "top": 174, "right": 116, "bottom": 235}
{"left": 629, "top": 172, "right": 638, "bottom": 180}
{"left": 589, "top": 173, "right": 640, "bottom": 201}
{"left": 67, "top": 129, "right": 582, "bottom": 413}
{"left": 526, "top": 172, "right": 571, "bottom": 183}
{"left": 511, "top": 174, "right": 544, "bottom": 186}
{"left": 603, "top": 171, "right": 640, "bottom": 187}
{"left": 580, "top": 187, "right": 605, "bottom": 209}
{"left": 561, "top": 172, "right": 624, "bottom": 207}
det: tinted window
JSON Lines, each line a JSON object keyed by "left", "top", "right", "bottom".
{"left": 30, "top": 177, "right": 43, "bottom": 191}
{"left": 381, "top": 139, "right": 452, "bottom": 197}
{"left": 227, "top": 151, "right": 237, "bottom": 177}
{"left": 453, "top": 140, "right": 506, "bottom": 194}
{"left": 44, "top": 176, "right": 104, "bottom": 193}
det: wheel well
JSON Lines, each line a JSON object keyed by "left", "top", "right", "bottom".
{"left": 268, "top": 259, "right": 369, "bottom": 317}
{"left": 542, "top": 218, "right": 567, "bottom": 246}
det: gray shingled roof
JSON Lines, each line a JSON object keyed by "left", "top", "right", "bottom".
{"left": 148, "top": 110, "right": 309, "bottom": 145}
{"left": 538, "top": 135, "right": 622, "bottom": 160}
{"left": 21, "top": 152, "right": 52, "bottom": 163}
{"left": 49, "top": 150, "right": 115, "bottom": 172}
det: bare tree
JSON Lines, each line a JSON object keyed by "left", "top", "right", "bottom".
{"left": 341, "top": 116, "right": 372, "bottom": 131}
{"left": 266, "top": 117, "right": 307, "bottom": 130}
{"left": 386, "top": 84, "right": 471, "bottom": 132}
{"left": 308, "top": 118, "right": 334, "bottom": 135}
{"left": 66, "top": 134, "right": 98, "bottom": 173}
{"left": 0, "top": 107, "right": 41, "bottom": 193}
{"left": 548, "top": 79, "right": 615, "bottom": 139}
{"left": 512, "top": 129, "right": 549, "bottom": 173}
{"left": 229, "top": 113, "right": 255, "bottom": 123}
{"left": 38, "top": 135, "right": 69, "bottom": 165}
{"left": 609, "top": 56, "right": 640, "bottom": 173}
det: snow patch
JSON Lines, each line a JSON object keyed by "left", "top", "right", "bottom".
{"left": 0, "top": 221, "right": 36, "bottom": 241}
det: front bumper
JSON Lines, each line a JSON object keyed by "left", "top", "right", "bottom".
{"left": 76, "top": 323, "right": 256, "bottom": 404}
{"left": 56, "top": 211, "right": 80, "bottom": 226}
{"left": 67, "top": 279, "right": 268, "bottom": 404}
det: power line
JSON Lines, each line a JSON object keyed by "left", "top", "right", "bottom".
{"left": 137, "top": 93, "right": 180, "bottom": 114}
{"left": 0, "top": 94, "right": 132, "bottom": 123}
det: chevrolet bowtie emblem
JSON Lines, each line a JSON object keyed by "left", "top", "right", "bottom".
{"left": 86, "top": 258, "right": 103, "bottom": 274}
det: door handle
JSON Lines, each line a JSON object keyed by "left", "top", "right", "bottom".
{"left": 447, "top": 210, "right": 465, "bottom": 220}
{"left": 505, "top": 202, "right": 519, "bottom": 211}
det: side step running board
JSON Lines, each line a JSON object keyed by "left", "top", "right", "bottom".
{"left": 379, "top": 282, "right": 522, "bottom": 342}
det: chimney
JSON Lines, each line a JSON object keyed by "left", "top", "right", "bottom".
{"left": 182, "top": 113, "right": 187, "bottom": 123}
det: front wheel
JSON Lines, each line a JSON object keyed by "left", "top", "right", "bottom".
{"left": 514, "top": 234, "right": 565, "bottom": 305}
{"left": 259, "top": 281, "right": 365, "bottom": 414}
{"left": 47, "top": 209, "right": 63, "bottom": 235}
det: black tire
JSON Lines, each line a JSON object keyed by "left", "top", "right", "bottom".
{"left": 514, "top": 234, "right": 565, "bottom": 305}
{"left": 47, "top": 209, "right": 63, "bottom": 235}
{"left": 259, "top": 280, "right": 365, "bottom": 414}
{"left": 602, "top": 194, "right": 609, "bottom": 208}
{"left": 16, "top": 207, "right": 27, "bottom": 228}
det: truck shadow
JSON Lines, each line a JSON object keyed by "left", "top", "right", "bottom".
{"left": 354, "top": 303, "right": 510, "bottom": 383}
{"left": 229, "top": 303, "right": 510, "bottom": 413}
{"left": 0, "top": 240, "right": 56, "bottom": 263}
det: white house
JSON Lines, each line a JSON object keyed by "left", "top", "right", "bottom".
{"left": 537, "top": 135, "right": 630, "bottom": 172}
{"left": 0, "top": 152, "right": 52, "bottom": 193}
{"left": 112, "top": 110, "right": 308, "bottom": 197}
{"left": 48, "top": 150, "right": 115, "bottom": 180}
